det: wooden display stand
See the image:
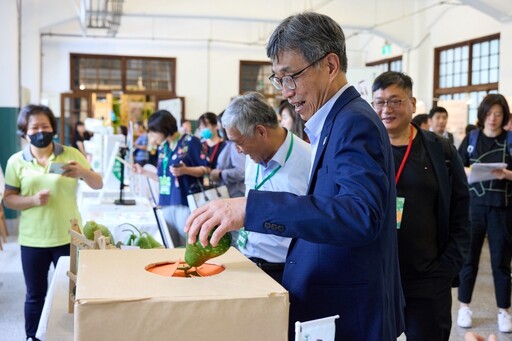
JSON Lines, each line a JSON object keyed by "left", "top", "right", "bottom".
{"left": 67, "top": 219, "right": 117, "bottom": 313}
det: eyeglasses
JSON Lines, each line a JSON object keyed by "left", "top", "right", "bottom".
{"left": 269, "top": 53, "right": 329, "bottom": 91}
{"left": 372, "top": 98, "right": 407, "bottom": 110}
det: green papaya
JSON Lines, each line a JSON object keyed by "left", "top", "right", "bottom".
{"left": 82, "top": 221, "right": 98, "bottom": 240}
{"left": 143, "top": 232, "right": 163, "bottom": 248}
{"left": 82, "top": 220, "right": 115, "bottom": 244}
{"left": 138, "top": 236, "right": 152, "bottom": 249}
{"left": 97, "top": 224, "right": 115, "bottom": 244}
{"left": 184, "top": 230, "right": 232, "bottom": 267}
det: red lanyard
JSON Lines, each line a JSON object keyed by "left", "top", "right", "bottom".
{"left": 208, "top": 142, "right": 221, "bottom": 166}
{"left": 395, "top": 124, "right": 414, "bottom": 185}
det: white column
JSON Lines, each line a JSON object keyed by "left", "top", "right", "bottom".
{"left": 0, "top": 0, "right": 19, "bottom": 107}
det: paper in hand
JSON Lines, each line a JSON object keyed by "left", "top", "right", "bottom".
{"left": 468, "top": 162, "right": 507, "bottom": 184}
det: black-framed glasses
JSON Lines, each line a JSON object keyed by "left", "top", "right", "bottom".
{"left": 269, "top": 53, "right": 330, "bottom": 91}
{"left": 372, "top": 98, "right": 407, "bottom": 110}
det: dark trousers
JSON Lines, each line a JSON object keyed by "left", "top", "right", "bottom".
{"left": 249, "top": 257, "right": 284, "bottom": 285}
{"left": 402, "top": 276, "right": 453, "bottom": 341}
{"left": 458, "top": 205, "right": 512, "bottom": 308}
{"left": 21, "top": 244, "right": 70, "bottom": 339}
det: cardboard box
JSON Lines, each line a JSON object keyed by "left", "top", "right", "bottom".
{"left": 74, "top": 247, "right": 289, "bottom": 341}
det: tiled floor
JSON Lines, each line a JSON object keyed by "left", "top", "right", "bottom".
{"left": 1, "top": 229, "right": 511, "bottom": 340}
{"left": 0, "top": 235, "right": 26, "bottom": 341}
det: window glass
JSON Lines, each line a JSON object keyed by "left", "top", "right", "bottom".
{"left": 72, "top": 54, "right": 175, "bottom": 93}
{"left": 434, "top": 35, "right": 499, "bottom": 124}
{"left": 365, "top": 57, "right": 402, "bottom": 73}
{"left": 489, "top": 69, "right": 498, "bottom": 83}
{"left": 481, "top": 41, "right": 489, "bottom": 55}
{"left": 490, "top": 39, "right": 499, "bottom": 54}
{"left": 473, "top": 43, "right": 480, "bottom": 57}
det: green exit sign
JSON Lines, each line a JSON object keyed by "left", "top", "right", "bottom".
{"left": 382, "top": 43, "right": 392, "bottom": 56}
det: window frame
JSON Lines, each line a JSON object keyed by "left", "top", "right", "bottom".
{"left": 70, "top": 53, "right": 177, "bottom": 96}
{"left": 239, "top": 60, "right": 282, "bottom": 108}
{"left": 366, "top": 56, "right": 403, "bottom": 72}
{"left": 433, "top": 33, "right": 499, "bottom": 100}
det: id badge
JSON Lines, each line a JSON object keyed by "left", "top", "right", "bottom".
{"left": 396, "top": 197, "right": 405, "bottom": 229}
{"left": 159, "top": 176, "right": 171, "bottom": 195}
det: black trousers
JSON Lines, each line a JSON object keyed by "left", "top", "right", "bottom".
{"left": 249, "top": 257, "right": 285, "bottom": 285}
{"left": 458, "top": 205, "right": 512, "bottom": 308}
{"left": 21, "top": 244, "right": 70, "bottom": 339}
{"left": 402, "top": 276, "right": 453, "bottom": 341}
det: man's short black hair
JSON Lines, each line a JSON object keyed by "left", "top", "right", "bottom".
{"left": 372, "top": 71, "right": 413, "bottom": 95}
{"left": 428, "top": 106, "right": 448, "bottom": 118}
{"left": 411, "top": 114, "right": 429, "bottom": 127}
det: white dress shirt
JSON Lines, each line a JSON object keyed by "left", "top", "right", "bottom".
{"left": 241, "top": 130, "right": 311, "bottom": 262}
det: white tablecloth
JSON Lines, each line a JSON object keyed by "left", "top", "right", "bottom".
{"left": 36, "top": 256, "right": 73, "bottom": 341}
{"left": 78, "top": 196, "right": 167, "bottom": 247}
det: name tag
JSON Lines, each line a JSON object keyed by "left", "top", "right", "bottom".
{"left": 159, "top": 176, "right": 171, "bottom": 195}
{"left": 396, "top": 197, "right": 405, "bottom": 229}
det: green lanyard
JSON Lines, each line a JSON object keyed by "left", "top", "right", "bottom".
{"left": 161, "top": 141, "right": 170, "bottom": 176}
{"left": 160, "top": 134, "right": 181, "bottom": 176}
{"left": 254, "top": 133, "right": 294, "bottom": 190}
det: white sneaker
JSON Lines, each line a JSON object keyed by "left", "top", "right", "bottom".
{"left": 498, "top": 311, "right": 512, "bottom": 333}
{"left": 457, "top": 307, "right": 473, "bottom": 328}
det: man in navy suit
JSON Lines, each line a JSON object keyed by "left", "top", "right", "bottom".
{"left": 185, "top": 12, "right": 405, "bottom": 340}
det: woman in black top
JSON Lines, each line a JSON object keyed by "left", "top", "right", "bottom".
{"left": 457, "top": 94, "right": 512, "bottom": 333}
{"left": 72, "top": 121, "right": 91, "bottom": 156}
{"left": 197, "top": 112, "right": 225, "bottom": 178}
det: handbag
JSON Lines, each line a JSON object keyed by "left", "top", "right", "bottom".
{"left": 187, "top": 180, "right": 230, "bottom": 210}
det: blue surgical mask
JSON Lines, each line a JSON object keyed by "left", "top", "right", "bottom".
{"left": 201, "top": 127, "right": 213, "bottom": 140}
{"left": 218, "top": 129, "right": 225, "bottom": 139}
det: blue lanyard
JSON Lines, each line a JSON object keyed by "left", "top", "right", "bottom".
{"left": 254, "top": 133, "right": 294, "bottom": 190}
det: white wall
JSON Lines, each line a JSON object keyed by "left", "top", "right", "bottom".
{"left": 413, "top": 4, "right": 509, "bottom": 105}
{"left": 20, "top": 1, "right": 512, "bottom": 121}
{"left": 40, "top": 36, "right": 268, "bottom": 120}
{"left": 0, "top": 0, "right": 19, "bottom": 107}
{"left": 404, "top": 6, "right": 512, "bottom": 110}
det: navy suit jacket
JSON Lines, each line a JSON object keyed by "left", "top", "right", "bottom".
{"left": 246, "top": 86, "right": 405, "bottom": 340}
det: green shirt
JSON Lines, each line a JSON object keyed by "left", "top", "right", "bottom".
{"left": 5, "top": 143, "right": 91, "bottom": 247}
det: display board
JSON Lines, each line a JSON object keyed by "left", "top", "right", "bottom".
{"left": 347, "top": 67, "right": 381, "bottom": 104}
{"left": 158, "top": 98, "right": 183, "bottom": 127}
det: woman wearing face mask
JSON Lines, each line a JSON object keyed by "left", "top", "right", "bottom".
{"left": 3, "top": 105, "right": 102, "bottom": 341}
{"left": 133, "top": 110, "right": 207, "bottom": 246}
{"left": 198, "top": 112, "right": 226, "bottom": 174}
